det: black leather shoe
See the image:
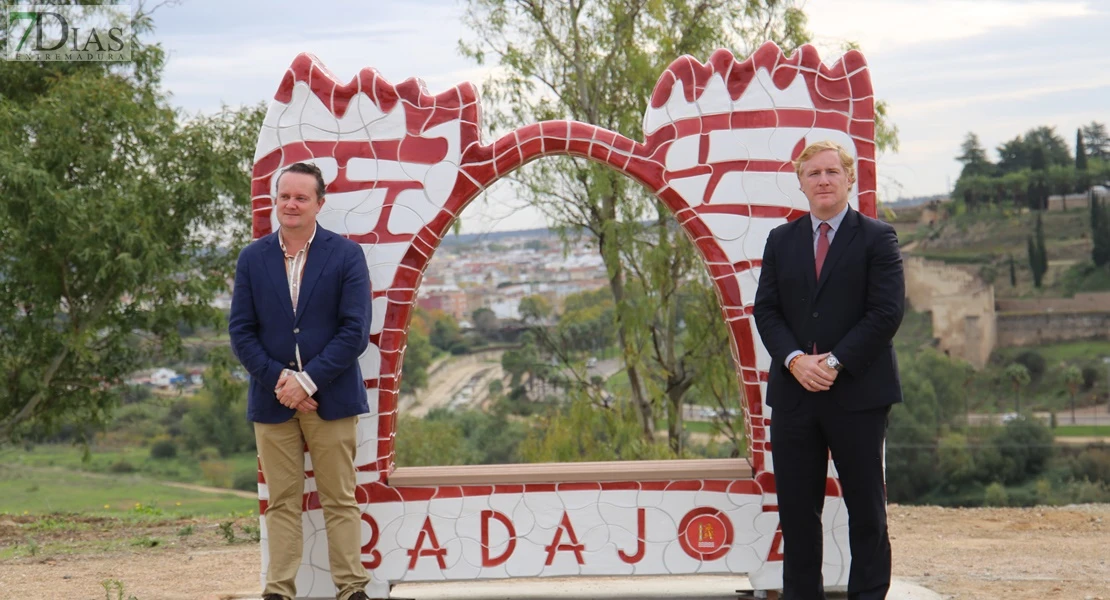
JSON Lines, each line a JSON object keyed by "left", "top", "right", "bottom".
{"left": 262, "top": 595, "right": 288, "bottom": 600}
{"left": 346, "top": 592, "right": 371, "bottom": 600}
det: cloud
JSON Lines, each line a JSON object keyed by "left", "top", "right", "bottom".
{"left": 895, "top": 78, "right": 1110, "bottom": 117}
{"left": 806, "top": 0, "right": 1095, "bottom": 53}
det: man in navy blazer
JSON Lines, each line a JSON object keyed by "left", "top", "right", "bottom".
{"left": 754, "top": 141, "right": 905, "bottom": 600}
{"left": 229, "top": 162, "right": 373, "bottom": 600}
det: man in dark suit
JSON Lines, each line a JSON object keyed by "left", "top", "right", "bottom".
{"left": 753, "top": 140, "right": 905, "bottom": 600}
{"left": 229, "top": 162, "right": 374, "bottom": 600}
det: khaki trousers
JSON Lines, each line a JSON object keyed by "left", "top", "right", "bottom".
{"left": 255, "top": 412, "right": 368, "bottom": 600}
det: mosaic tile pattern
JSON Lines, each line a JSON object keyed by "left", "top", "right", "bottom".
{"left": 250, "top": 42, "right": 876, "bottom": 598}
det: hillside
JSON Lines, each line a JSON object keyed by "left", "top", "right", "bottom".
{"left": 889, "top": 203, "right": 1110, "bottom": 298}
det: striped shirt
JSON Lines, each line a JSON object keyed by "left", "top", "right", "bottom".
{"left": 278, "top": 226, "right": 318, "bottom": 397}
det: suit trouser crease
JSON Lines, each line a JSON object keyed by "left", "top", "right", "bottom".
{"left": 256, "top": 412, "right": 369, "bottom": 600}
{"left": 770, "top": 398, "right": 892, "bottom": 600}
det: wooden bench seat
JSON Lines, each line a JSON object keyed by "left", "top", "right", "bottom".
{"left": 388, "top": 458, "right": 753, "bottom": 487}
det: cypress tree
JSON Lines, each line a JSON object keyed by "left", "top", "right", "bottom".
{"left": 1093, "top": 192, "right": 1110, "bottom": 267}
{"left": 1076, "top": 129, "right": 1089, "bottom": 193}
{"left": 1076, "top": 129, "right": 1089, "bottom": 171}
{"left": 1028, "top": 213, "right": 1048, "bottom": 287}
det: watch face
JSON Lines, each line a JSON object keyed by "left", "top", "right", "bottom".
{"left": 826, "top": 356, "right": 837, "bottom": 368}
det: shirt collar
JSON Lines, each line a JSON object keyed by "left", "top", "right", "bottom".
{"left": 812, "top": 204, "right": 850, "bottom": 233}
{"left": 277, "top": 224, "right": 318, "bottom": 255}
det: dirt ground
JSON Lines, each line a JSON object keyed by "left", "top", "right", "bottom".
{"left": 1, "top": 504, "right": 1107, "bottom": 600}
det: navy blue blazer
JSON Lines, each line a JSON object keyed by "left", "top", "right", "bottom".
{"left": 228, "top": 226, "right": 371, "bottom": 423}
{"left": 753, "top": 207, "right": 905, "bottom": 412}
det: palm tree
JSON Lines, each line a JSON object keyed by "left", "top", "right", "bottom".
{"left": 1061, "top": 364, "right": 1084, "bottom": 424}
{"left": 1004, "top": 363, "right": 1031, "bottom": 414}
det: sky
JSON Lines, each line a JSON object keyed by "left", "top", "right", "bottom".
{"left": 151, "top": 0, "right": 1110, "bottom": 233}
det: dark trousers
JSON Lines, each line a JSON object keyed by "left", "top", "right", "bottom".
{"left": 770, "top": 398, "right": 892, "bottom": 600}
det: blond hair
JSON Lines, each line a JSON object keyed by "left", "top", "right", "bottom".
{"left": 793, "top": 141, "right": 856, "bottom": 184}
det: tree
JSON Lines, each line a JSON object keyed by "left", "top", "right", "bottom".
{"left": 1074, "top": 128, "right": 1089, "bottom": 197}
{"left": 990, "top": 416, "right": 1053, "bottom": 485}
{"left": 1062, "top": 364, "right": 1083, "bottom": 425}
{"left": 885, "top": 404, "right": 938, "bottom": 503}
{"left": 1076, "top": 128, "right": 1089, "bottom": 172}
{"left": 1045, "top": 164, "right": 1076, "bottom": 210}
{"left": 0, "top": 10, "right": 263, "bottom": 443}
{"left": 471, "top": 307, "right": 500, "bottom": 340}
{"left": 1004, "top": 363, "right": 1031, "bottom": 413}
{"left": 181, "top": 348, "right": 254, "bottom": 458}
{"left": 400, "top": 328, "right": 434, "bottom": 393}
{"left": 518, "top": 295, "right": 552, "bottom": 323}
{"left": 1009, "top": 254, "right": 1017, "bottom": 287}
{"left": 463, "top": 0, "right": 781, "bottom": 440}
{"left": 1025, "top": 125, "right": 1071, "bottom": 167}
{"left": 997, "top": 136, "right": 1030, "bottom": 174}
{"left": 555, "top": 289, "right": 616, "bottom": 354}
{"left": 1082, "top": 121, "right": 1109, "bottom": 161}
{"left": 1092, "top": 193, "right": 1110, "bottom": 267}
{"left": 429, "top": 311, "right": 464, "bottom": 353}
{"left": 395, "top": 415, "right": 471, "bottom": 466}
{"left": 997, "top": 127, "right": 1071, "bottom": 175}
{"left": 1027, "top": 213, "right": 1048, "bottom": 288}
{"left": 519, "top": 393, "right": 675, "bottom": 463}
{"left": 956, "top": 132, "right": 993, "bottom": 178}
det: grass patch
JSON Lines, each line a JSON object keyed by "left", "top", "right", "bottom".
{"left": 683, "top": 420, "right": 716, "bottom": 434}
{"left": 1059, "top": 261, "right": 1110, "bottom": 295}
{"left": 0, "top": 444, "right": 259, "bottom": 489}
{"left": 994, "top": 340, "right": 1110, "bottom": 365}
{"left": 1055, "top": 425, "right": 1110, "bottom": 437}
{"left": 0, "top": 463, "right": 255, "bottom": 517}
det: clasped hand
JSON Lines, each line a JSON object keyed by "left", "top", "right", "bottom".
{"left": 791, "top": 352, "right": 839, "bottom": 393}
{"left": 275, "top": 372, "right": 318, "bottom": 412}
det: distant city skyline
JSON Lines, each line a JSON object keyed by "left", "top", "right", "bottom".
{"left": 153, "top": 0, "right": 1110, "bottom": 234}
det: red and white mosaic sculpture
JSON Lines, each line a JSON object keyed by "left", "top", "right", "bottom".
{"left": 250, "top": 42, "right": 876, "bottom": 598}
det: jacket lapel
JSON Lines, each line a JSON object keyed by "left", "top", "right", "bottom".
{"left": 814, "top": 207, "right": 859, "bottom": 298}
{"left": 262, "top": 235, "right": 296, "bottom": 323}
{"left": 294, "top": 227, "right": 335, "bottom": 325}
{"left": 796, "top": 214, "right": 818, "bottom": 293}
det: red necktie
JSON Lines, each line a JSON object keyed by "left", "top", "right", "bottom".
{"left": 815, "top": 222, "right": 831, "bottom": 279}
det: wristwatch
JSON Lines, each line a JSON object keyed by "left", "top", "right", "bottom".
{"left": 825, "top": 354, "right": 843, "bottom": 372}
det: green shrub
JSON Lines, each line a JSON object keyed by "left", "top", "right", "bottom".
{"left": 990, "top": 416, "right": 1054, "bottom": 484}
{"left": 1013, "top": 350, "right": 1046, "bottom": 382}
{"left": 984, "top": 482, "right": 1009, "bottom": 506}
{"left": 149, "top": 440, "right": 178, "bottom": 460}
{"left": 109, "top": 459, "right": 136, "bottom": 474}
{"left": 200, "top": 460, "right": 232, "bottom": 488}
{"left": 1062, "top": 445, "right": 1110, "bottom": 484}
{"left": 1072, "top": 479, "right": 1110, "bottom": 504}
{"left": 232, "top": 469, "right": 259, "bottom": 492}
{"left": 1081, "top": 366, "right": 1099, "bottom": 391}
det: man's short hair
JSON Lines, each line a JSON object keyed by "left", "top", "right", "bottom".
{"left": 276, "top": 162, "right": 327, "bottom": 199}
{"left": 793, "top": 141, "right": 856, "bottom": 184}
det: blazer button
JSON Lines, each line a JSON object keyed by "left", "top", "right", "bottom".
{"left": 293, "top": 327, "right": 300, "bottom": 334}
{"left": 288, "top": 361, "right": 296, "bottom": 367}
{"left": 812, "top": 311, "right": 819, "bottom": 318}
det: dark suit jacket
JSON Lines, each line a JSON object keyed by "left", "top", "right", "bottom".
{"left": 228, "top": 226, "right": 372, "bottom": 423}
{"left": 753, "top": 207, "right": 905, "bottom": 412}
